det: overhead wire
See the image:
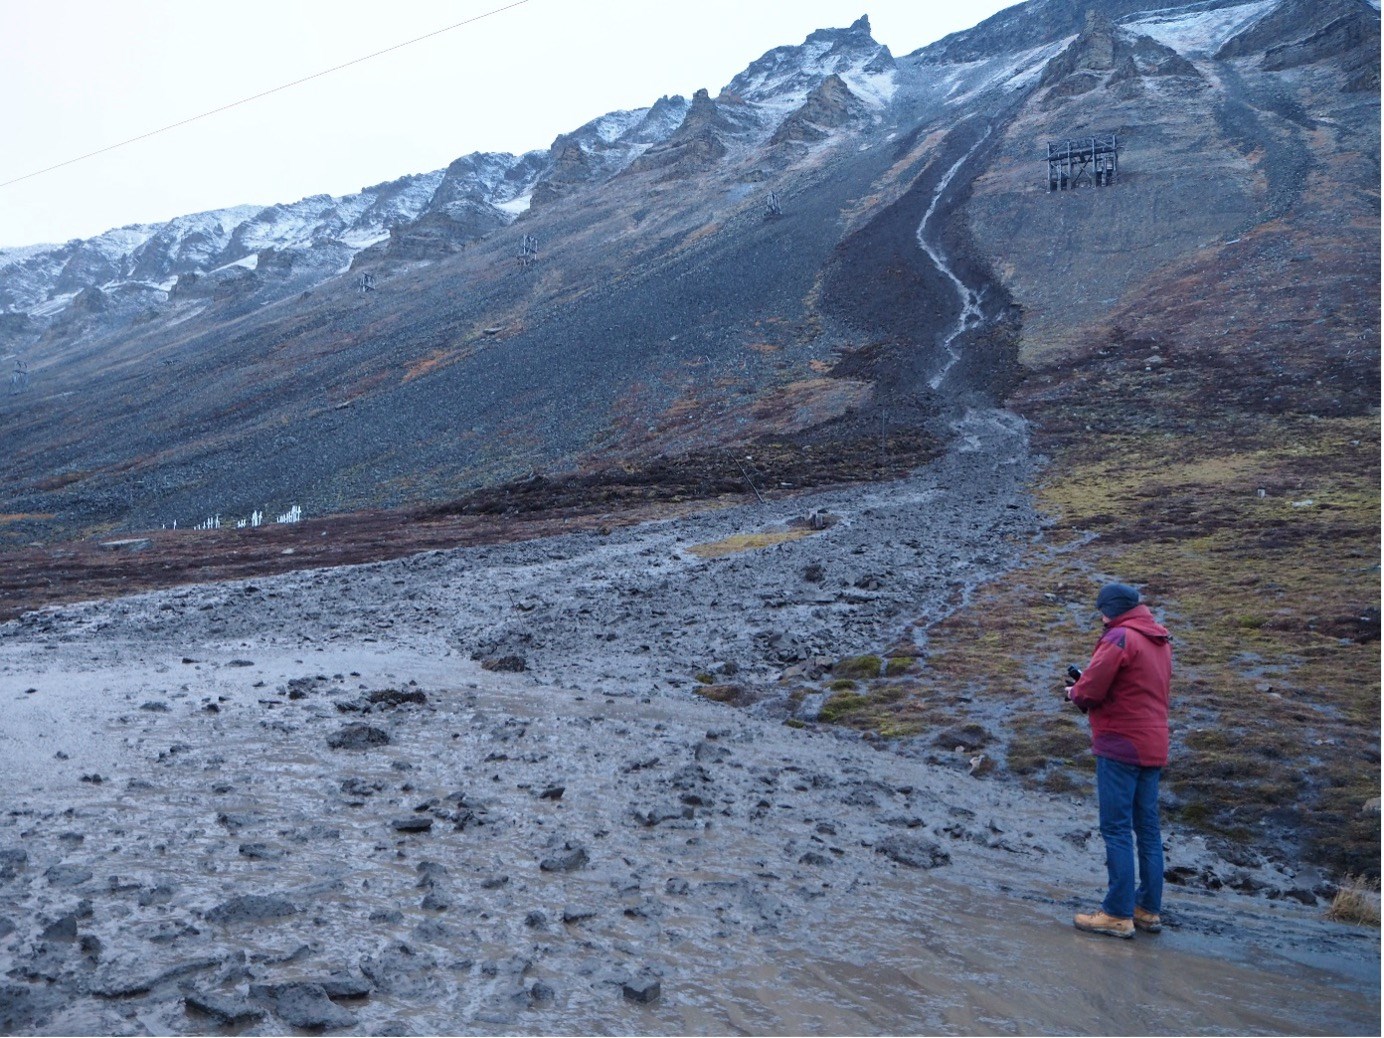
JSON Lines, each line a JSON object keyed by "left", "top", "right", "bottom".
{"left": 0, "top": 0, "right": 532, "bottom": 190}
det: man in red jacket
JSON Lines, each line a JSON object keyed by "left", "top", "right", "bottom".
{"left": 1065, "top": 582, "right": 1172, "bottom": 939}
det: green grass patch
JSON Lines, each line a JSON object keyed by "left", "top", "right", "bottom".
{"left": 818, "top": 691, "right": 870, "bottom": 722}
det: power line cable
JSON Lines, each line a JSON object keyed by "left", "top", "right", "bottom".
{"left": 0, "top": 0, "right": 531, "bottom": 190}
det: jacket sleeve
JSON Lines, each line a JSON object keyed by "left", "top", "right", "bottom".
{"left": 1068, "top": 628, "right": 1127, "bottom": 711}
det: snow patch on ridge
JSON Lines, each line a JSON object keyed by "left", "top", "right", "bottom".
{"left": 495, "top": 194, "right": 533, "bottom": 216}
{"left": 840, "top": 67, "right": 897, "bottom": 107}
{"left": 939, "top": 37, "right": 1075, "bottom": 106}
{"left": 1123, "top": 0, "right": 1278, "bottom": 54}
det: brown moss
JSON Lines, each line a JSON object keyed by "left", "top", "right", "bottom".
{"left": 833, "top": 654, "right": 883, "bottom": 679}
{"left": 694, "top": 683, "right": 745, "bottom": 704}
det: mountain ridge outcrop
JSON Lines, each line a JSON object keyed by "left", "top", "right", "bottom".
{"left": 0, "top": 0, "right": 1377, "bottom": 544}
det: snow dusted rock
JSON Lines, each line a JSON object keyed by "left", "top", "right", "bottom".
{"left": 204, "top": 894, "right": 300, "bottom": 925}
{"left": 181, "top": 988, "right": 266, "bottom": 1025}
{"left": 265, "top": 982, "right": 358, "bottom": 1030}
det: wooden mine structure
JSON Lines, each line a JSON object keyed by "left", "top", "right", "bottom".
{"left": 1047, "top": 133, "right": 1118, "bottom": 191}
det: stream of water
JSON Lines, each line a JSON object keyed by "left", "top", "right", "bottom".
{"left": 915, "top": 124, "right": 994, "bottom": 391}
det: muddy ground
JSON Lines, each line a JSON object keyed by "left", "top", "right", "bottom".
{"left": 1, "top": 410, "right": 1378, "bottom": 1036}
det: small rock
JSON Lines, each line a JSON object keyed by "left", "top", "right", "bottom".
{"left": 92, "top": 955, "right": 222, "bottom": 997}
{"left": 877, "top": 834, "right": 951, "bottom": 870}
{"left": 183, "top": 989, "right": 266, "bottom": 1025}
{"left": 238, "top": 843, "right": 284, "bottom": 860}
{"left": 317, "top": 973, "right": 372, "bottom": 999}
{"left": 327, "top": 724, "right": 390, "bottom": 750}
{"left": 415, "top": 860, "right": 449, "bottom": 887}
{"left": 137, "top": 883, "right": 176, "bottom": 906}
{"left": 44, "top": 864, "right": 93, "bottom": 887}
{"left": 562, "top": 905, "right": 596, "bottom": 924}
{"left": 693, "top": 740, "right": 730, "bottom": 763}
{"left": 140, "top": 701, "right": 170, "bottom": 712}
{"left": 413, "top": 919, "right": 450, "bottom": 942}
{"left": 0, "top": 848, "right": 28, "bottom": 881}
{"left": 632, "top": 803, "right": 694, "bottom": 827}
{"left": 40, "top": 914, "right": 78, "bottom": 941}
{"left": 341, "top": 777, "right": 384, "bottom": 798}
{"left": 539, "top": 844, "right": 589, "bottom": 872}
{"left": 523, "top": 910, "right": 547, "bottom": 928}
{"left": 421, "top": 892, "right": 451, "bottom": 912}
{"left": 391, "top": 817, "right": 433, "bottom": 833}
{"left": 367, "top": 689, "right": 428, "bottom": 709}
{"left": 480, "top": 655, "right": 527, "bottom": 673}
{"left": 204, "top": 894, "right": 299, "bottom": 925}
{"left": 272, "top": 982, "right": 358, "bottom": 1030}
{"left": 622, "top": 976, "right": 661, "bottom": 1004}
{"left": 933, "top": 723, "right": 991, "bottom": 752}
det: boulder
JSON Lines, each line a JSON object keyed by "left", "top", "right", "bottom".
{"left": 326, "top": 724, "right": 390, "bottom": 750}
{"left": 876, "top": 834, "right": 951, "bottom": 870}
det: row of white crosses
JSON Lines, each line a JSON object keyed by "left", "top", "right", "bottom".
{"left": 180, "top": 505, "right": 301, "bottom": 531}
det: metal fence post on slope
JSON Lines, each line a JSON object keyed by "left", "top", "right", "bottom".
{"left": 736, "top": 458, "right": 766, "bottom": 505}
{"left": 6, "top": 356, "right": 28, "bottom": 394}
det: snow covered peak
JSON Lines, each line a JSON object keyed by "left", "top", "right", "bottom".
{"left": 0, "top": 172, "right": 451, "bottom": 315}
{"left": 722, "top": 18, "right": 897, "bottom": 112}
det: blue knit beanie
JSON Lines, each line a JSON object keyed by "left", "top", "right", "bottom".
{"left": 1096, "top": 582, "right": 1140, "bottom": 618}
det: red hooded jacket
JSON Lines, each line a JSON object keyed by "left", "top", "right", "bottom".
{"left": 1067, "top": 604, "right": 1172, "bottom": 767}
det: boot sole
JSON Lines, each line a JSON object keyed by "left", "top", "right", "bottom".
{"left": 1074, "top": 921, "right": 1135, "bottom": 939}
{"left": 1134, "top": 920, "right": 1162, "bottom": 933}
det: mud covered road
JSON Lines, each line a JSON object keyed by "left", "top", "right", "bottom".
{"left": 1, "top": 411, "right": 1378, "bottom": 1036}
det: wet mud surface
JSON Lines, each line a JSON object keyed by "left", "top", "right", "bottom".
{"left": 1, "top": 412, "right": 1378, "bottom": 1036}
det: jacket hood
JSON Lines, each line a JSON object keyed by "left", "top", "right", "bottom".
{"left": 1104, "top": 603, "right": 1170, "bottom": 642}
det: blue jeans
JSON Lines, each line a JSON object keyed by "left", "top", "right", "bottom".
{"left": 1096, "top": 756, "right": 1163, "bottom": 918}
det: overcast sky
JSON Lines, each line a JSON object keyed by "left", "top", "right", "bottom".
{"left": 0, "top": 0, "right": 1015, "bottom": 249}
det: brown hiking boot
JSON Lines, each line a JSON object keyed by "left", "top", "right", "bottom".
{"left": 1134, "top": 906, "right": 1162, "bottom": 933}
{"left": 1074, "top": 909, "right": 1135, "bottom": 939}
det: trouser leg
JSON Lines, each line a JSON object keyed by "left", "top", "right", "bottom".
{"left": 1097, "top": 756, "right": 1136, "bottom": 918}
{"left": 1133, "top": 765, "right": 1164, "bottom": 914}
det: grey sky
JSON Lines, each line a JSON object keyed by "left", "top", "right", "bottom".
{"left": 0, "top": 0, "right": 1014, "bottom": 248}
